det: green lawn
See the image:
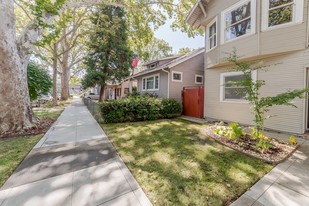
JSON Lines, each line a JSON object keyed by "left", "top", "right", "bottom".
{"left": 102, "top": 119, "right": 273, "bottom": 206}
{"left": 33, "top": 108, "right": 64, "bottom": 121}
{"left": 0, "top": 108, "right": 64, "bottom": 187}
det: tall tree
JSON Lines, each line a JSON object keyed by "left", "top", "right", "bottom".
{"left": 82, "top": 5, "right": 132, "bottom": 102}
{"left": 1, "top": 0, "right": 199, "bottom": 133}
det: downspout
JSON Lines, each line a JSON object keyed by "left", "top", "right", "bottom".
{"left": 162, "top": 68, "right": 170, "bottom": 98}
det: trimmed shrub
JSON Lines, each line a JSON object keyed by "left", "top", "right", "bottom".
{"left": 98, "top": 96, "right": 182, "bottom": 123}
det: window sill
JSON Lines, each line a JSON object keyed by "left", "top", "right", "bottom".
{"left": 221, "top": 32, "right": 256, "bottom": 45}
{"left": 172, "top": 80, "right": 183, "bottom": 82}
{"left": 142, "top": 89, "right": 159, "bottom": 92}
{"left": 262, "top": 21, "right": 303, "bottom": 32}
{"left": 220, "top": 99, "right": 248, "bottom": 104}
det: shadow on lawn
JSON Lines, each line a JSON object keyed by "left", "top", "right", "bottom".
{"left": 104, "top": 119, "right": 272, "bottom": 206}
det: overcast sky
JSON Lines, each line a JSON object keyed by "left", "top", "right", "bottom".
{"left": 154, "top": 19, "right": 205, "bottom": 53}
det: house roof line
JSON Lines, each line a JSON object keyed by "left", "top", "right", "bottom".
{"left": 143, "top": 55, "right": 182, "bottom": 66}
{"left": 127, "top": 48, "right": 205, "bottom": 79}
{"left": 186, "top": 0, "right": 210, "bottom": 28}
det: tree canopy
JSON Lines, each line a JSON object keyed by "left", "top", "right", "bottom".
{"left": 27, "top": 61, "right": 53, "bottom": 101}
{"left": 82, "top": 5, "right": 133, "bottom": 101}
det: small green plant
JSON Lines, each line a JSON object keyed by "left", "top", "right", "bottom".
{"left": 227, "top": 122, "right": 244, "bottom": 140}
{"left": 214, "top": 122, "right": 244, "bottom": 141}
{"left": 289, "top": 136, "right": 297, "bottom": 145}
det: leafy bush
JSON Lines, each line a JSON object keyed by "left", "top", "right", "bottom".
{"left": 214, "top": 122, "right": 244, "bottom": 141}
{"left": 98, "top": 96, "right": 182, "bottom": 123}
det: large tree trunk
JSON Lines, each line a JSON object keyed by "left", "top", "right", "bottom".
{"left": 60, "top": 36, "right": 70, "bottom": 101}
{"left": 52, "top": 43, "right": 58, "bottom": 106}
{"left": 0, "top": 0, "right": 34, "bottom": 133}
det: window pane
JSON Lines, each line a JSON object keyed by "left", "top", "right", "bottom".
{"left": 143, "top": 79, "right": 146, "bottom": 90}
{"left": 155, "top": 76, "right": 159, "bottom": 89}
{"left": 173, "top": 73, "right": 181, "bottom": 81}
{"left": 210, "top": 35, "right": 217, "bottom": 49}
{"left": 268, "top": 4, "right": 293, "bottom": 27}
{"left": 269, "top": 0, "right": 293, "bottom": 9}
{"left": 225, "top": 19, "right": 251, "bottom": 41}
{"left": 209, "top": 23, "right": 216, "bottom": 37}
{"left": 225, "top": 2, "right": 251, "bottom": 27}
{"left": 146, "top": 77, "right": 154, "bottom": 89}
{"left": 196, "top": 76, "right": 203, "bottom": 83}
{"left": 225, "top": 88, "right": 246, "bottom": 99}
{"left": 225, "top": 75, "right": 246, "bottom": 87}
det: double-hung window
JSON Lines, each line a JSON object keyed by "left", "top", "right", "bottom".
{"left": 206, "top": 18, "right": 217, "bottom": 51}
{"left": 262, "top": 0, "right": 303, "bottom": 30}
{"left": 221, "top": 0, "right": 256, "bottom": 43}
{"left": 220, "top": 71, "right": 256, "bottom": 102}
{"left": 142, "top": 74, "right": 159, "bottom": 91}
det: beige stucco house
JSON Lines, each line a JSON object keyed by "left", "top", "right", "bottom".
{"left": 130, "top": 48, "right": 205, "bottom": 102}
{"left": 186, "top": 0, "right": 309, "bottom": 134}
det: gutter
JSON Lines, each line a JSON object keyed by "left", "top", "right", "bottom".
{"left": 162, "top": 68, "right": 170, "bottom": 98}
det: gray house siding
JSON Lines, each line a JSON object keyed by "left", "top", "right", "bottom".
{"left": 169, "top": 54, "right": 204, "bottom": 102}
{"left": 136, "top": 70, "right": 169, "bottom": 98}
{"left": 204, "top": 51, "right": 308, "bottom": 134}
{"left": 202, "top": 0, "right": 308, "bottom": 68}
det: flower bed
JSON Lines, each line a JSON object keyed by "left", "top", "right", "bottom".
{"left": 205, "top": 126, "right": 298, "bottom": 164}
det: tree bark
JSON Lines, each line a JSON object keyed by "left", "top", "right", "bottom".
{"left": 60, "top": 29, "right": 70, "bottom": 101}
{"left": 0, "top": 0, "right": 34, "bottom": 133}
{"left": 99, "top": 85, "right": 105, "bottom": 102}
{"left": 52, "top": 43, "right": 58, "bottom": 106}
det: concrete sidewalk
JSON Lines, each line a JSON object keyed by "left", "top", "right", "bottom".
{"left": 232, "top": 136, "right": 309, "bottom": 206}
{"left": 0, "top": 97, "right": 152, "bottom": 206}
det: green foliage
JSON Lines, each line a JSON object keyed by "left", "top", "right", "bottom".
{"left": 178, "top": 47, "right": 195, "bottom": 55}
{"left": 227, "top": 51, "right": 309, "bottom": 150}
{"left": 227, "top": 122, "right": 244, "bottom": 140}
{"left": 214, "top": 122, "right": 244, "bottom": 141}
{"left": 160, "top": 99, "right": 183, "bottom": 118}
{"left": 289, "top": 136, "right": 297, "bottom": 145}
{"left": 82, "top": 5, "right": 133, "bottom": 90}
{"left": 140, "top": 38, "right": 173, "bottom": 62}
{"left": 98, "top": 96, "right": 182, "bottom": 123}
{"left": 27, "top": 61, "right": 52, "bottom": 101}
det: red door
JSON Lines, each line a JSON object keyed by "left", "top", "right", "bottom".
{"left": 182, "top": 86, "right": 204, "bottom": 118}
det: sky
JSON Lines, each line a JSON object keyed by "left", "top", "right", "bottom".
{"left": 154, "top": 19, "right": 205, "bottom": 53}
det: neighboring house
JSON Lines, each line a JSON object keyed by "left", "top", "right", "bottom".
{"left": 186, "top": 0, "right": 309, "bottom": 134}
{"left": 130, "top": 48, "right": 205, "bottom": 102}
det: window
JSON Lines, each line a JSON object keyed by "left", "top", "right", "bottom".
{"left": 206, "top": 18, "right": 217, "bottom": 51}
{"left": 124, "top": 88, "right": 129, "bottom": 94}
{"left": 262, "top": 0, "right": 303, "bottom": 30}
{"left": 142, "top": 74, "right": 159, "bottom": 91}
{"left": 221, "top": 0, "right": 256, "bottom": 43}
{"left": 195, "top": 75, "right": 204, "bottom": 84}
{"left": 220, "top": 71, "right": 256, "bottom": 102}
{"left": 172, "top": 71, "right": 183, "bottom": 82}
{"left": 268, "top": 0, "right": 293, "bottom": 27}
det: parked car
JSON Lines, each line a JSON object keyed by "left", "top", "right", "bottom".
{"left": 85, "top": 93, "right": 100, "bottom": 100}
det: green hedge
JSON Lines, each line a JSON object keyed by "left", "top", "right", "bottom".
{"left": 98, "top": 96, "right": 182, "bottom": 123}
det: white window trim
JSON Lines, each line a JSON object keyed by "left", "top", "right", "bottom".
{"left": 172, "top": 71, "right": 183, "bottom": 82}
{"left": 142, "top": 73, "right": 160, "bottom": 91}
{"left": 206, "top": 17, "right": 218, "bottom": 52}
{"left": 220, "top": 0, "right": 256, "bottom": 44}
{"left": 220, "top": 70, "right": 257, "bottom": 103}
{"left": 261, "top": 0, "right": 304, "bottom": 31}
{"left": 195, "top": 74, "right": 204, "bottom": 84}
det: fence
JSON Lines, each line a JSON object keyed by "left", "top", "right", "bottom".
{"left": 83, "top": 98, "right": 103, "bottom": 123}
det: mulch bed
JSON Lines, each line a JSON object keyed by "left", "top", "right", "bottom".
{"left": 0, "top": 119, "right": 54, "bottom": 139}
{"left": 205, "top": 126, "right": 298, "bottom": 164}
